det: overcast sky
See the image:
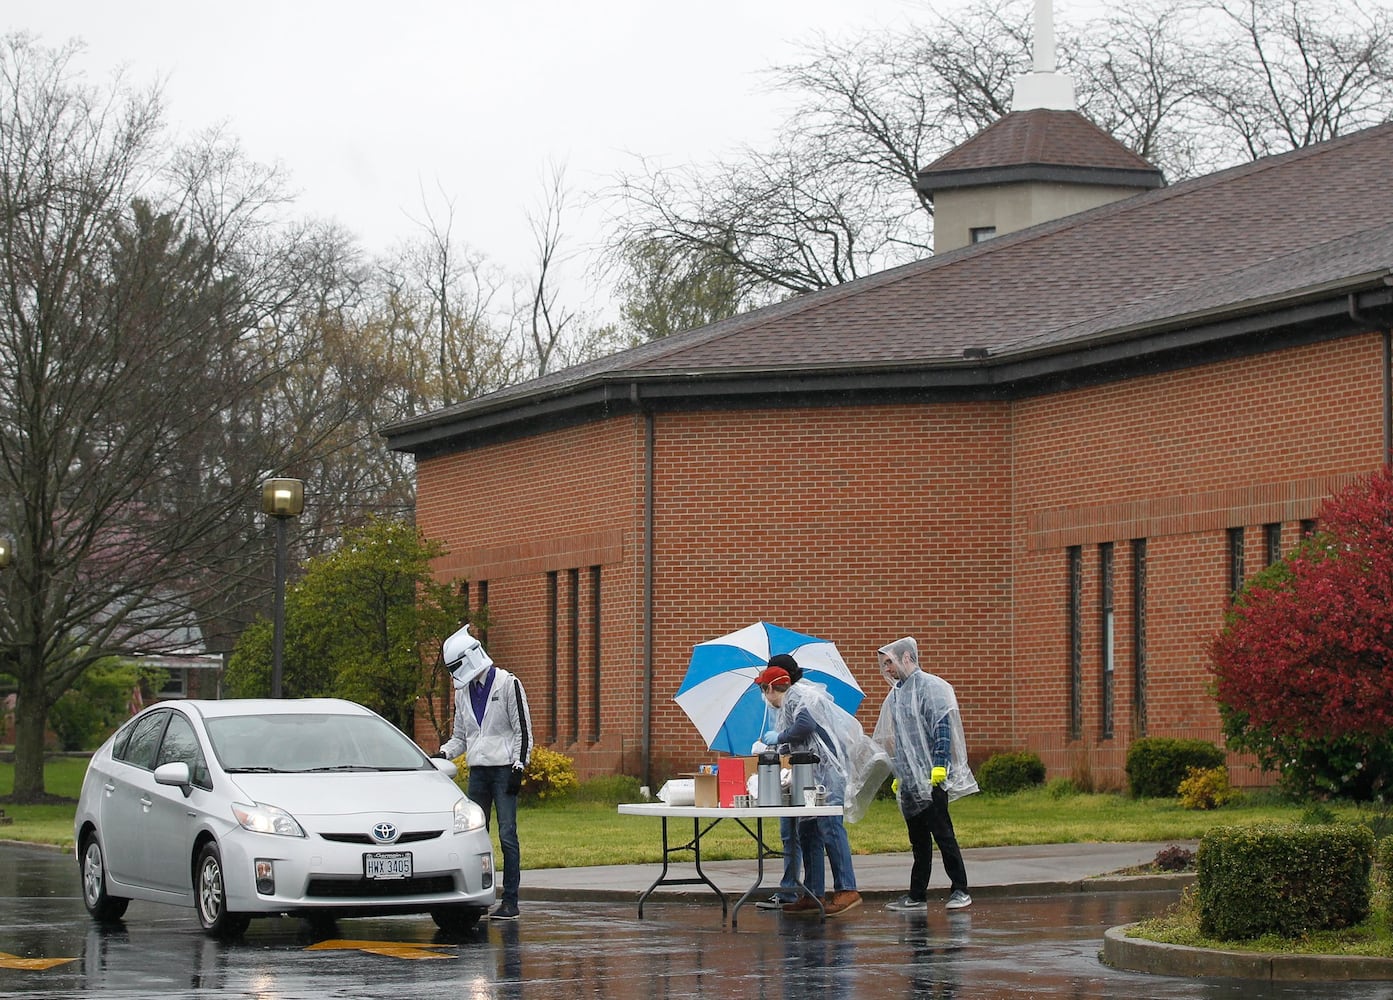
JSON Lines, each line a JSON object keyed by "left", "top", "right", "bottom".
{"left": 11, "top": 0, "right": 953, "bottom": 321}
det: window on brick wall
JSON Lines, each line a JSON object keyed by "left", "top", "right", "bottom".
{"left": 590, "top": 565, "right": 602, "bottom": 742}
{"left": 1132, "top": 538, "right": 1148, "bottom": 737}
{"left": 1227, "top": 527, "right": 1245, "bottom": 600}
{"left": 546, "top": 571, "right": 559, "bottom": 743}
{"left": 1300, "top": 518, "right": 1318, "bottom": 538}
{"left": 1264, "top": 522, "right": 1282, "bottom": 567}
{"left": 477, "top": 580, "right": 489, "bottom": 642}
{"left": 1099, "top": 542, "right": 1115, "bottom": 741}
{"left": 569, "top": 567, "right": 580, "bottom": 744}
{"left": 1068, "top": 546, "right": 1082, "bottom": 742}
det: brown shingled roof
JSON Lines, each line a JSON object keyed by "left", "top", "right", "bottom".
{"left": 385, "top": 122, "right": 1393, "bottom": 452}
{"left": 921, "top": 108, "right": 1160, "bottom": 175}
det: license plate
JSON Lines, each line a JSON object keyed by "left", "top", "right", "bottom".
{"left": 364, "top": 852, "right": 412, "bottom": 880}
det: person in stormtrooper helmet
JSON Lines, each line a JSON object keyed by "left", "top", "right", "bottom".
{"left": 436, "top": 623, "right": 533, "bottom": 920}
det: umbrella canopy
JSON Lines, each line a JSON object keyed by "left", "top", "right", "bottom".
{"left": 675, "top": 621, "right": 865, "bottom": 755}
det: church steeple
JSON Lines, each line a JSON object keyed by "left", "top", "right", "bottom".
{"left": 915, "top": 0, "right": 1163, "bottom": 253}
{"left": 1012, "top": 0, "right": 1075, "bottom": 112}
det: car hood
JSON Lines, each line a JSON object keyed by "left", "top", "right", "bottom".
{"left": 227, "top": 770, "right": 464, "bottom": 817}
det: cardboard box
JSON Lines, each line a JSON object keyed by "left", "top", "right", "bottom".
{"left": 681, "top": 771, "right": 720, "bottom": 808}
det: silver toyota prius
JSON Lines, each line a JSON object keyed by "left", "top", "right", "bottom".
{"left": 74, "top": 698, "right": 496, "bottom": 937}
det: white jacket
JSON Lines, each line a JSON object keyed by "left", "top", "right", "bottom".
{"left": 440, "top": 666, "right": 533, "bottom": 768}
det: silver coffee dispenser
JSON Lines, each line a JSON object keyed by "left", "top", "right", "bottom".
{"left": 756, "top": 750, "right": 783, "bottom": 807}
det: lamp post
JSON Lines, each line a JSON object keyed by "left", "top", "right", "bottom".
{"left": 261, "top": 479, "right": 304, "bottom": 698}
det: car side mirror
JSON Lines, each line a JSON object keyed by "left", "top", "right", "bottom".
{"left": 154, "top": 761, "right": 193, "bottom": 797}
{"left": 430, "top": 757, "right": 458, "bottom": 779}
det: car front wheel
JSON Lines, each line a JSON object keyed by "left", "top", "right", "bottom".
{"left": 431, "top": 905, "right": 484, "bottom": 934}
{"left": 195, "top": 842, "right": 250, "bottom": 938}
{"left": 80, "top": 835, "right": 129, "bottom": 922}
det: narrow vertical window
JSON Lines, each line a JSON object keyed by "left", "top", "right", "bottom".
{"left": 1132, "top": 538, "right": 1148, "bottom": 738}
{"left": 1227, "top": 527, "right": 1246, "bottom": 600}
{"left": 568, "top": 567, "right": 580, "bottom": 745}
{"left": 546, "top": 571, "right": 558, "bottom": 743}
{"left": 1100, "top": 542, "right": 1115, "bottom": 741}
{"left": 1300, "top": 518, "right": 1317, "bottom": 538}
{"left": 477, "top": 581, "right": 490, "bottom": 642}
{"left": 590, "top": 565, "right": 602, "bottom": 742}
{"left": 1068, "top": 546, "right": 1082, "bottom": 742}
{"left": 1263, "top": 522, "right": 1282, "bottom": 567}
{"left": 459, "top": 580, "right": 470, "bottom": 612}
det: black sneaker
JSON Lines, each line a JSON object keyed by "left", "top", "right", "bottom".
{"left": 885, "top": 895, "right": 927, "bottom": 912}
{"left": 491, "top": 901, "right": 519, "bottom": 920}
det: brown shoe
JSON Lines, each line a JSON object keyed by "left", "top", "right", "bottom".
{"left": 781, "top": 895, "right": 822, "bottom": 915}
{"left": 824, "top": 890, "right": 862, "bottom": 916}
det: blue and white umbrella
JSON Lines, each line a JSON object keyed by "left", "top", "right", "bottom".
{"left": 675, "top": 621, "right": 865, "bottom": 755}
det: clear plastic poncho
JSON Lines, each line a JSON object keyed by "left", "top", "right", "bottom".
{"left": 872, "top": 637, "right": 978, "bottom": 814}
{"left": 775, "top": 679, "right": 891, "bottom": 823}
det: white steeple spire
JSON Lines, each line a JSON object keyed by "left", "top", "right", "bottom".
{"left": 1013, "top": 0, "right": 1075, "bottom": 111}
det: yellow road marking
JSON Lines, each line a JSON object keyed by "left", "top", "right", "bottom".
{"left": 305, "top": 939, "right": 457, "bottom": 961}
{"left": 0, "top": 950, "right": 78, "bottom": 970}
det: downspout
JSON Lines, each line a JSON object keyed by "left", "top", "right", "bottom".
{"left": 1385, "top": 326, "right": 1392, "bottom": 468}
{"left": 635, "top": 384, "right": 656, "bottom": 788}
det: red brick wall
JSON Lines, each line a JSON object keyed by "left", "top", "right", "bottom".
{"left": 1012, "top": 333, "right": 1385, "bottom": 786}
{"left": 413, "top": 331, "right": 1387, "bottom": 788}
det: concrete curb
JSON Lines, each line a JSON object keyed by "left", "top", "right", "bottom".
{"left": 1102, "top": 924, "right": 1393, "bottom": 983}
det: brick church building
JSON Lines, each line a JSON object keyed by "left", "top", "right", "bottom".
{"left": 385, "top": 61, "right": 1393, "bottom": 789}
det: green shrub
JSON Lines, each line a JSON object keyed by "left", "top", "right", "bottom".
{"left": 1177, "top": 766, "right": 1239, "bottom": 810}
{"left": 976, "top": 751, "right": 1047, "bottom": 795}
{"left": 1125, "top": 737, "right": 1226, "bottom": 798}
{"left": 1377, "top": 837, "right": 1393, "bottom": 907}
{"left": 1197, "top": 823, "right": 1373, "bottom": 939}
{"left": 568, "top": 773, "right": 643, "bottom": 804}
{"left": 522, "top": 746, "right": 579, "bottom": 803}
{"left": 445, "top": 745, "right": 579, "bottom": 804}
{"left": 1046, "top": 776, "right": 1082, "bottom": 799}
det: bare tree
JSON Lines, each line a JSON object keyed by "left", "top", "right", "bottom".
{"left": 523, "top": 161, "right": 580, "bottom": 377}
{"left": 0, "top": 36, "right": 332, "bottom": 800}
{"left": 606, "top": 0, "right": 1393, "bottom": 303}
{"left": 1200, "top": 0, "right": 1393, "bottom": 158}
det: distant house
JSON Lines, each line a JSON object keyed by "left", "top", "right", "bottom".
{"left": 385, "top": 100, "right": 1393, "bottom": 788}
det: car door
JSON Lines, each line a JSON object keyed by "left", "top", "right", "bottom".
{"left": 143, "top": 710, "right": 213, "bottom": 895}
{"left": 98, "top": 710, "right": 169, "bottom": 888}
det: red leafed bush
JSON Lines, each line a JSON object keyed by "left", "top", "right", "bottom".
{"left": 1210, "top": 467, "right": 1393, "bottom": 799}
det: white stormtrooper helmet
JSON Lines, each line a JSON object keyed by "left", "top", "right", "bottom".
{"left": 443, "top": 623, "right": 494, "bottom": 688}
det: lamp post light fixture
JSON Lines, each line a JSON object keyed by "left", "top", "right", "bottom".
{"left": 0, "top": 536, "right": 11, "bottom": 570}
{"left": 261, "top": 479, "right": 304, "bottom": 698}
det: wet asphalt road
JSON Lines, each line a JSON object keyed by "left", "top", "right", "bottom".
{"left": 3, "top": 843, "right": 1391, "bottom": 1000}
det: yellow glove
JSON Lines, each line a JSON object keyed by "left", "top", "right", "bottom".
{"left": 891, "top": 778, "right": 899, "bottom": 795}
{"left": 931, "top": 765, "right": 947, "bottom": 786}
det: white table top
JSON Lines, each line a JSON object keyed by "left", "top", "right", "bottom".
{"left": 618, "top": 802, "right": 843, "bottom": 819}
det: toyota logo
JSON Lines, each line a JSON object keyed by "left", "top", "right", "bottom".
{"left": 370, "top": 822, "right": 399, "bottom": 843}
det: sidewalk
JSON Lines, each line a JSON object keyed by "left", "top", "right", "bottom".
{"left": 520, "top": 841, "right": 1194, "bottom": 904}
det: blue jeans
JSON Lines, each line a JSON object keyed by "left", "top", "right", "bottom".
{"left": 819, "top": 815, "right": 857, "bottom": 893}
{"left": 778, "top": 816, "right": 802, "bottom": 899}
{"left": 468, "top": 764, "right": 520, "bottom": 905}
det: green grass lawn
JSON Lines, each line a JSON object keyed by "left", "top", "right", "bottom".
{"left": 0, "top": 757, "right": 1369, "bottom": 869}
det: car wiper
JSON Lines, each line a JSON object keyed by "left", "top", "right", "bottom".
{"left": 299, "top": 765, "right": 374, "bottom": 772}
{"left": 224, "top": 766, "right": 286, "bottom": 773}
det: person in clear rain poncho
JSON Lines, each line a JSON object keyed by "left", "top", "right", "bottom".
{"left": 872, "top": 636, "right": 978, "bottom": 911}
{"left": 756, "top": 658, "right": 891, "bottom": 918}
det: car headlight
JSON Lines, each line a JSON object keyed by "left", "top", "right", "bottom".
{"left": 232, "top": 802, "right": 306, "bottom": 838}
{"left": 454, "top": 797, "right": 486, "bottom": 833}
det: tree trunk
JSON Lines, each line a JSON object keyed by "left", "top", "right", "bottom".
{"left": 9, "top": 686, "right": 48, "bottom": 802}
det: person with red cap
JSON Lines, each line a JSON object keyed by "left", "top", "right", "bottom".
{"left": 753, "top": 653, "right": 804, "bottom": 910}
{"left": 756, "top": 655, "right": 876, "bottom": 917}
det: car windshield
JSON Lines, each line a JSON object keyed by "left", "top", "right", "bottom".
{"left": 205, "top": 713, "right": 431, "bottom": 773}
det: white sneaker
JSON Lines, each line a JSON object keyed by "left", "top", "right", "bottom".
{"left": 755, "top": 894, "right": 795, "bottom": 910}
{"left": 946, "top": 890, "right": 972, "bottom": 910}
{"left": 885, "top": 895, "right": 927, "bottom": 911}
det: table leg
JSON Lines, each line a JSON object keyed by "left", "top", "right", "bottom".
{"left": 634, "top": 816, "right": 727, "bottom": 920}
{"left": 730, "top": 815, "right": 782, "bottom": 928}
